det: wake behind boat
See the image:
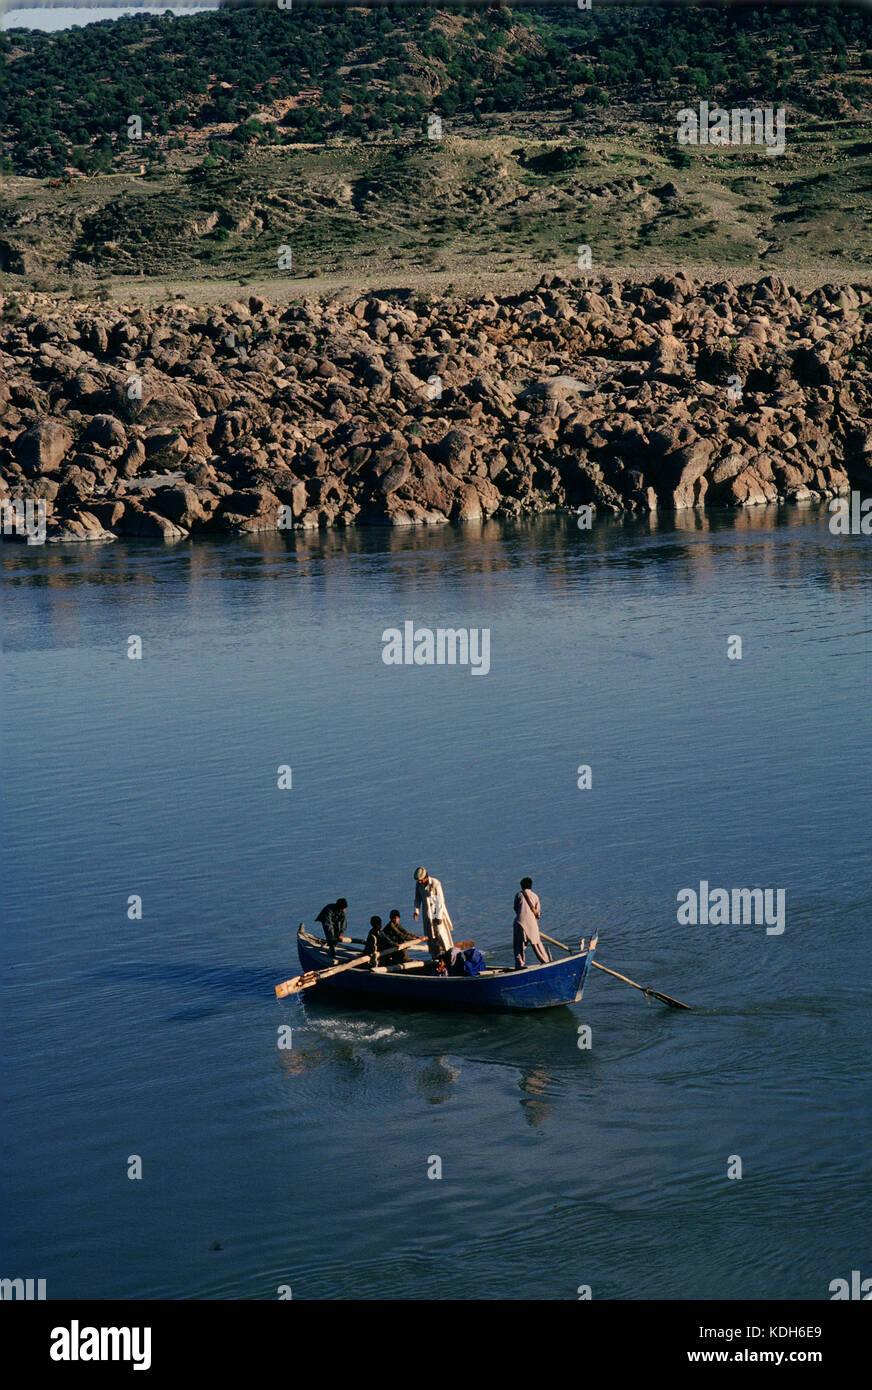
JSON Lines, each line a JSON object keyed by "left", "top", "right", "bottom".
{"left": 293, "top": 923, "right": 597, "bottom": 1012}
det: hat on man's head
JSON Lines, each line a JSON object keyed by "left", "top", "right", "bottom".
{"left": 414, "top": 866, "right": 427, "bottom": 881}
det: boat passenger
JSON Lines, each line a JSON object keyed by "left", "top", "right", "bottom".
{"left": 365, "top": 916, "right": 384, "bottom": 968}
{"left": 413, "top": 867, "right": 455, "bottom": 959}
{"left": 513, "top": 877, "right": 551, "bottom": 969}
{"left": 315, "top": 898, "right": 348, "bottom": 959}
{"left": 381, "top": 909, "right": 417, "bottom": 964}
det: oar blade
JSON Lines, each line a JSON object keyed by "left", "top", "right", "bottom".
{"left": 592, "top": 959, "right": 693, "bottom": 1011}
{"left": 645, "top": 988, "right": 693, "bottom": 1011}
{"left": 275, "top": 972, "right": 316, "bottom": 998}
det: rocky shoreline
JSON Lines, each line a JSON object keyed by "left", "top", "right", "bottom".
{"left": 1, "top": 272, "right": 871, "bottom": 544}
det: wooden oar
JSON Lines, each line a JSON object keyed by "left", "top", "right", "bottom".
{"left": 540, "top": 930, "right": 583, "bottom": 954}
{"left": 275, "top": 937, "right": 475, "bottom": 998}
{"left": 350, "top": 938, "right": 474, "bottom": 952}
{"left": 275, "top": 937, "right": 428, "bottom": 998}
{"left": 540, "top": 931, "right": 692, "bottom": 1011}
{"left": 590, "top": 962, "right": 692, "bottom": 1011}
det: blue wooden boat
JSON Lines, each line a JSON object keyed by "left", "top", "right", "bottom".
{"left": 295, "top": 924, "right": 597, "bottom": 1012}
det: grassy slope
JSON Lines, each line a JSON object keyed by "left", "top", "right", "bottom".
{"left": 1, "top": 4, "right": 871, "bottom": 299}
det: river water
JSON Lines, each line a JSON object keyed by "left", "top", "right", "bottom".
{"left": 2, "top": 505, "right": 870, "bottom": 1299}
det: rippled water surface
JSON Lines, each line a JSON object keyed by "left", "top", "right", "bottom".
{"left": 2, "top": 507, "right": 870, "bottom": 1299}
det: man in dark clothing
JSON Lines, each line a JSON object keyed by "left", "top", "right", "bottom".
{"left": 315, "top": 898, "right": 348, "bottom": 958}
{"left": 381, "top": 909, "right": 417, "bottom": 964}
{"left": 365, "top": 911, "right": 416, "bottom": 968}
{"left": 365, "top": 916, "right": 384, "bottom": 968}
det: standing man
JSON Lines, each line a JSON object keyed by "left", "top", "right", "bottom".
{"left": 315, "top": 897, "right": 348, "bottom": 960}
{"left": 513, "top": 877, "right": 551, "bottom": 969}
{"left": 413, "top": 867, "right": 454, "bottom": 959}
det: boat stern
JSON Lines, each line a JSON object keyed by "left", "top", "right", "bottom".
{"left": 573, "top": 934, "right": 598, "bottom": 1002}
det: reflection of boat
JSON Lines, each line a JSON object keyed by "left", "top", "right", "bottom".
{"left": 296, "top": 924, "right": 597, "bottom": 1013}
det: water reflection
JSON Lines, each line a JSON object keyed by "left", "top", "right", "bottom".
{"left": 276, "top": 1040, "right": 330, "bottom": 1080}
{"left": 3, "top": 505, "right": 869, "bottom": 624}
{"left": 417, "top": 1057, "right": 461, "bottom": 1105}
{"left": 286, "top": 988, "right": 587, "bottom": 1130}
{"left": 519, "top": 1065, "right": 555, "bottom": 1128}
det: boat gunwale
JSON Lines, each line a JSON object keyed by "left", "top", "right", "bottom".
{"left": 296, "top": 924, "right": 591, "bottom": 981}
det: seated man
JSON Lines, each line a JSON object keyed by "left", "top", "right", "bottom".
{"left": 380, "top": 909, "right": 417, "bottom": 963}
{"left": 315, "top": 897, "right": 348, "bottom": 959}
{"left": 365, "top": 916, "right": 385, "bottom": 968}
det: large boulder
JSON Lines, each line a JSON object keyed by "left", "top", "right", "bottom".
{"left": 154, "top": 484, "right": 214, "bottom": 530}
{"left": 144, "top": 427, "right": 189, "bottom": 468}
{"left": 451, "top": 482, "right": 483, "bottom": 522}
{"left": 378, "top": 459, "right": 411, "bottom": 494}
{"left": 15, "top": 421, "right": 74, "bottom": 477}
{"left": 117, "top": 502, "right": 189, "bottom": 540}
{"left": 651, "top": 437, "right": 715, "bottom": 510}
{"left": 722, "top": 466, "right": 778, "bottom": 507}
{"left": 212, "top": 485, "right": 281, "bottom": 533}
{"left": 433, "top": 427, "right": 475, "bottom": 475}
{"left": 400, "top": 456, "right": 458, "bottom": 516}
{"left": 109, "top": 379, "right": 199, "bottom": 429}
{"left": 57, "top": 463, "right": 97, "bottom": 503}
{"left": 46, "top": 509, "right": 116, "bottom": 544}
{"left": 82, "top": 414, "right": 127, "bottom": 451}
{"left": 118, "top": 438, "right": 146, "bottom": 479}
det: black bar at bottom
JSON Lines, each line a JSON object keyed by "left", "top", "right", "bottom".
{"left": 2, "top": 1298, "right": 867, "bottom": 1376}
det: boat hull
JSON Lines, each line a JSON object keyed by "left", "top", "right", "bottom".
{"left": 295, "top": 929, "right": 595, "bottom": 1012}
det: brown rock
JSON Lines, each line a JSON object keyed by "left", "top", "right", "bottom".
{"left": 451, "top": 482, "right": 483, "bottom": 522}
{"left": 89, "top": 500, "right": 126, "bottom": 528}
{"left": 724, "top": 467, "right": 777, "bottom": 507}
{"left": 82, "top": 414, "right": 127, "bottom": 451}
{"left": 118, "top": 503, "right": 188, "bottom": 540}
{"left": 58, "top": 464, "right": 97, "bottom": 501}
{"left": 144, "top": 427, "right": 189, "bottom": 467}
{"left": 379, "top": 459, "right": 411, "bottom": 494}
{"left": 434, "top": 428, "right": 475, "bottom": 474}
{"left": 155, "top": 484, "right": 213, "bottom": 530}
{"left": 15, "top": 420, "right": 74, "bottom": 477}
{"left": 289, "top": 480, "right": 308, "bottom": 518}
{"left": 119, "top": 439, "right": 146, "bottom": 479}
{"left": 213, "top": 485, "right": 281, "bottom": 532}
{"left": 184, "top": 460, "right": 219, "bottom": 489}
{"left": 654, "top": 438, "right": 715, "bottom": 510}
{"left": 46, "top": 508, "right": 116, "bottom": 543}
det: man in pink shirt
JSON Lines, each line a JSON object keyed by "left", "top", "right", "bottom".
{"left": 513, "top": 876, "right": 551, "bottom": 969}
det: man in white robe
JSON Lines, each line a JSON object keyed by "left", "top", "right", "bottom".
{"left": 412, "top": 867, "right": 454, "bottom": 958}
{"left": 513, "top": 876, "right": 551, "bottom": 968}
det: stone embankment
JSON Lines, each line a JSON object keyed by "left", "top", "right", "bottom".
{"left": 1, "top": 272, "right": 870, "bottom": 542}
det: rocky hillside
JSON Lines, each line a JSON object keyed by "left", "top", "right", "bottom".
{"left": 3, "top": 3, "right": 871, "bottom": 177}
{"left": 3, "top": 3, "right": 872, "bottom": 290}
{"left": 1, "top": 273, "right": 871, "bottom": 542}
{"left": 6, "top": 125, "right": 872, "bottom": 289}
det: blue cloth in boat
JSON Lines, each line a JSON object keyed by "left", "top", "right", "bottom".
{"left": 447, "top": 947, "right": 486, "bottom": 977}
